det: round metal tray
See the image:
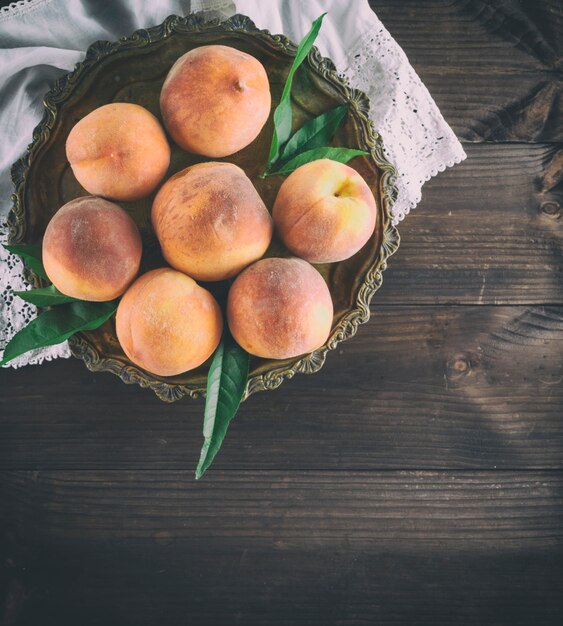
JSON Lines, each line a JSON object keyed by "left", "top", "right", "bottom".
{"left": 9, "top": 13, "right": 399, "bottom": 402}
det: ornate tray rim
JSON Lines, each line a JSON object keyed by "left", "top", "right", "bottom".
{"left": 8, "top": 13, "right": 400, "bottom": 402}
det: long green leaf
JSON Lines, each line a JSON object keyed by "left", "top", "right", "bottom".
{"left": 0, "top": 300, "right": 118, "bottom": 366}
{"left": 279, "top": 104, "right": 348, "bottom": 163}
{"left": 266, "top": 13, "right": 327, "bottom": 168}
{"left": 196, "top": 333, "right": 249, "bottom": 480}
{"left": 14, "top": 284, "right": 77, "bottom": 306}
{"left": 267, "top": 147, "right": 368, "bottom": 177}
{"left": 3, "top": 243, "right": 48, "bottom": 281}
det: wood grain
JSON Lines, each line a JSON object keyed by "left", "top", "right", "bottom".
{"left": 1, "top": 470, "right": 562, "bottom": 625}
{"left": 378, "top": 143, "right": 563, "bottom": 304}
{"left": 371, "top": 0, "right": 562, "bottom": 70}
{"left": 370, "top": 0, "right": 562, "bottom": 142}
{"left": 3, "top": 470, "right": 562, "bottom": 546}
{"left": 1, "top": 305, "right": 561, "bottom": 471}
{"left": 1, "top": 3, "right": 562, "bottom": 625}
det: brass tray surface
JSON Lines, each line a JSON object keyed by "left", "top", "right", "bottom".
{"left": 9, "top": 13, "right": 399, "bottom": 402}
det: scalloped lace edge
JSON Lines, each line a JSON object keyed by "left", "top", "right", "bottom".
{"left": 4, "top": 343, "right": 71, "bottom": 369}
{"left": 338, "top": 24, "right": 467, "bottom": 225}
{"left": 0, "top": 0, "right": 48, "bottom": 20}
{"left": 0, "top": 0, "right": 31, "bottom": 12}
{"left": 390, "top": 145, "right": 467, "bottom": 223}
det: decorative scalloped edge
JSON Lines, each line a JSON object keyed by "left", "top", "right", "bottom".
{"left": 8, "top": 13, "right": 400, "bottom": 403}
{"left": 0, "top": 0, "right": 33, "bottom": 16}
{"left": 391, "top": 148, "right": 467, "bottom": 223}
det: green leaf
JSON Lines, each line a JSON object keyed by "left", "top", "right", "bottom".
{"left": 268, "top": 147, "right": 368, "bottom": 177}
{"left": 14, "top": 284, "right": 77, "bottom": 307}
{"left": 195, "top": 333, "right": 249, "bottom": 480}
{"left": 0, "top": 300, "right": 118, "bottom": 366}
{"left": 266, "top": 12, "right": 327, "bottom": 168}
{"left": 279, "top": 104, "right": 348, "bottom": 163}
{"left": 3, "top": 243, "right": 48, "bottom": 281}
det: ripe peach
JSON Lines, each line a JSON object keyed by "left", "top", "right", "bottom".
{"left": 272, "top": 159, "right": 378, "bottom": 263}
{"left": 152, "top": 161, "right": 273, "bottom": 282}
{"left": 227, "top": 257, "right": 333, "bottom": 360}
{"left": 66, "top": 103, "right": 170, "bottom": 201}
{"left": 42, "top": 196, "right": 142, "bottom": 301}
{"left": 116, "top": 268, "right": 223, "bottom": 377}
{"left": 160, "top": 45, "right": 271, "bottom": 157}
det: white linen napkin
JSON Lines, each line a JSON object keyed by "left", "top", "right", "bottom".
{"left": 0, "top": 0, "right": 466, "bottom": 368}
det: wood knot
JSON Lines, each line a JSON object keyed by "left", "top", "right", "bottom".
{"left": 540, "top": 201, "right": 560, "bottom": 219}
{"left": 446, "top": 353, "right": 473, "bottom": 379}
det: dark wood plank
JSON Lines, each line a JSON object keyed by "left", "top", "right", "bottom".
{"left": 1, "top": 305, "right": 561, "bottom": 471}
{"left": 4, "top": 548, "right": 560, "bottom": 626}
{"left": 378, "top": 143, "right": 563, "bottom": 305}
{"left": 5, "top": 470, "right": 561, "bottom": 546}
{"left": 369, "top": 0, "right": 562, "bottom": 142}
{"left": 0, "top": 3, "right": 561, "bottom": 626}
{"left": 2, "top": 470, "right": 562, "bottom": 625}
{"left": 371, "top": 0, "right": 561, "bottom": 71}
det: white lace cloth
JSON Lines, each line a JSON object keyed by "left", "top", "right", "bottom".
{"left": 0, "top": 0, "right": 466, "bottom": 368}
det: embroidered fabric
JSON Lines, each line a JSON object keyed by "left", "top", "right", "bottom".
{"left": 0, "top": 0, "right": 466, "bottom": 368}
{"left": 338, "top": 27, "right": 467, "bottom": 223}
{"left": 0, "top": 0, "right": 34, "bottom": 16}
{"left": 0, "top": 220, "right": 71, "bottom": 367}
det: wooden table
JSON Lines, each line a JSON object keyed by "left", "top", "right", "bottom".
{"left": 1, "top": 1, "right": 562, "bottom": 624}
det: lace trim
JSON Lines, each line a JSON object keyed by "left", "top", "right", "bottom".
{"left": 339, "top": 27, "right": 467, "bottom": 224}
{"left": 0, "top": 0, "right": 49, "bottom": 21}
{"left": 0, "top": 219, "right": 71, "bottom": 368}
{"left": 0, "top": 0, "right": 31, "bottom": 13}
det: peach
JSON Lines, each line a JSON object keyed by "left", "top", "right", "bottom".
{"left": 116, "top": 268, "right": 223, "bottom": 377}
{"left": 160, "top": 45, "right": 271, "bottom": 157}
{"left": 42, "top": 196, "right": 142, "bottom": 301}
{"left": 272, "top": 159, "right": 378, "bottom": 263}
{"left": 66, "top": 103, "right": 170, "bottom": 201}
{"left": 152, "top": 162, "right": 273, "bottom": 282}
{"left": 227, "top": 257, "right": 333, "bottom": 360}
